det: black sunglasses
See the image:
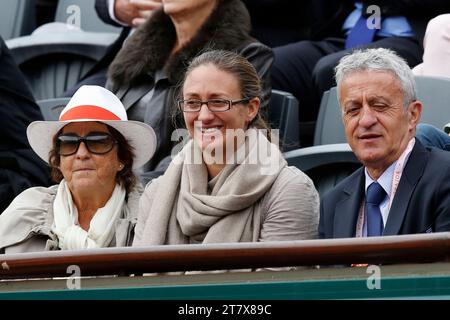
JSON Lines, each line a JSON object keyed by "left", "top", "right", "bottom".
{"left": 57, "top": 133, "right": 117, "bottom": 156}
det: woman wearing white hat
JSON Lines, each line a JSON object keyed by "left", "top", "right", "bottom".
{"left": 0, "top": 86, "right": 156, "bottom": 254}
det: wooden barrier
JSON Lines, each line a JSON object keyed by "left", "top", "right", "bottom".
{"left": 1, "top": 232, "right": 450, "bottom": 279}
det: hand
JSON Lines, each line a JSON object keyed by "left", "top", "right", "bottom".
{"left": 114, "top": 0, "right": 162, "bottom": 27}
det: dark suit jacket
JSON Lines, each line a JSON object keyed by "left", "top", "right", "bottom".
{"left": 319, "top": 141, "right": 450, "bottom": 239}
{"left": 77, "top": 0, "right": 131, "bottom": 81}
{"left": 63, "top": 0, "right": 131, "bottom": 95}
{"left": 0, "top": 36, "right": 50, "bottom": 212}
{"left": 93, "top": 0, "right": 450, "bottom": 52}
{"left": 95, "top": 0, "right": 118, "bottom": 26}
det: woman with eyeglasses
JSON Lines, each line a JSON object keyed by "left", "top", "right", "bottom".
{"left": 133, "top": 50, "right": 319, "bottom": 251}
{"left": 0, "top": 86, "right": 156, "bottom": 254}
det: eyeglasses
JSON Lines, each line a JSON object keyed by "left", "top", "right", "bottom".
{"left": 178, "top": 98, "right": 250, "bottom": 112}
{"left": 57, "top": 133, "right": 117, "bottom": 156}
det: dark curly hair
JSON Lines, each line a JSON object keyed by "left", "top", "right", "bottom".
{"left": 48, "top": 124, "right": 136, "bottom": 193}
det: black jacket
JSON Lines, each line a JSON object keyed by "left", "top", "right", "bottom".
{"left": 76, "top": 0, "right": 132, "bottom": 81}
{"left": 0, "top": 37, "right": 50, "bottom": 212}
{"left": 319, "top": 141, "right": 450, "bottom": 238}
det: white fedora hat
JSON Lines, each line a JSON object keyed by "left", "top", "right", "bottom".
{"left": 27, "top": 85, "right": 157, "bottom": 169}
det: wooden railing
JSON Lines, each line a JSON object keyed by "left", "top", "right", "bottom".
{"left": 1, "top": 232, "right": 450, "bottom": 279}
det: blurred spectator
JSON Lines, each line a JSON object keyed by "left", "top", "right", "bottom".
{"left": 271, "top": 1, "right": 450, "bottom": 137}
{"left": 68, "top": 0, "right": 311, "bottom": 97}
{"left": 63, "top": 0, "right": 162, "bottom": 94}
{"left": 104, "top": 0, "right": 273, "bottom": 183}
{"left": 413, "top": 14, "right": 450, "bottom": 79}
{"left": 67, "top": 0, "right": 295, "bottom": 94}
{"left": 412, "top": 15, "right": 450, "bottom": 154}
{"left": 0, "top": 36, "right": 50, "bottom": 213}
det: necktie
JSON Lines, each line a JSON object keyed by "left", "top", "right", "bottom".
{"left": 345, "top": 15, "right": 377, "bottom": 49}
{"left": 365, "top": 182, "right": 386, "bottom": 237}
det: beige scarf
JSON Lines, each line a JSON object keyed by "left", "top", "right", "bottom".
{"left": 139, "top": 129, "right": 287, "bottom": 245}
{"left": 52, "top": 180, "right": 126, "bottom": 250}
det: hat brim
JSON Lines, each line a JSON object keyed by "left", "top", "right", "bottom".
{"left": 27, "top": 119, "right": 157, "bottom": 169}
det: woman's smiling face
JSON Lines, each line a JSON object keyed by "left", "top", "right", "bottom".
{"left": 182, "top": 63, "right": 259, "bottom": 156}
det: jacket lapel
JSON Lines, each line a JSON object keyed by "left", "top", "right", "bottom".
{"left": 118, "top": 82, "right": 154, "bottom": 111}
{"left": 383, "top": 141, "right": 428, "bottom": 235}
{"left": 333, "top": 168, "right": 365, "bottom": 238}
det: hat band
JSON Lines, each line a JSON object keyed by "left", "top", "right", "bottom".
{"left": 60, "top": 105, "right": 122, "bottom": 121}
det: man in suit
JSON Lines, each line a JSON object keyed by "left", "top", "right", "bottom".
{"left": 0, "top": 36, "right": 51, "bottom": 212}
{"left": 271, "top": 0, "right": 450, "bottom": 147}
{"left": 319, "top": 47, "right": 450, "bottom": 239}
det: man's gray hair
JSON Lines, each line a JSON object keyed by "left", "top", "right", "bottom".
{"left": 335, "top": 48, "right": 417, "bottom": 107}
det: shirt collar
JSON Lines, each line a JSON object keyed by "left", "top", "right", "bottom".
{"left": 365, "top": 160, "right": 395, "bottom": 198}
{"left": 363, "top": 137, "right": 416, "bottom": 197}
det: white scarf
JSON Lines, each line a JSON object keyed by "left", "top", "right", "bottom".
{"left": 52, "top": 180, "right": 126, "bottom": 250}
